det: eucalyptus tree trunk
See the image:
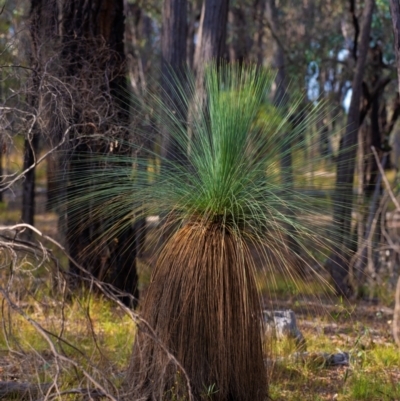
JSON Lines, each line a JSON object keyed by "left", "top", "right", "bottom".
{"left": 161, "top": 0, "right": 187, "bottom": 164}
{"left": 329, "top": 0, "right": 375, "bottom": 296}
{"left": 253, "top": 0, "right": 266, "bottom": 66}
{"left": 389, "top": 0, "right": 400, "bottom": 347}
{"left": 266, "top": 0, "right": 290, "bottom": 185}
{"left": 186, "top": 0, "right": 201, "bottom": 69}
{"left": 266, "top": 0, "right": 305, "bottom": 276}
{"left": 390, "top": 0, "right": 400, "bottom": 96}
{"left": 228, "top": 4, "right": 249, "bottom": 65}
{"left": 21, "top": 0, "right": 42, "bottom": 233}
{"left": 61, "top": 0, "right": 138, "bottom": 307}
{"left": 191, "top": 0, "right": 229, "bottom": 141}
{"left": 194, "top": 0, "right": 229, "bottom": 77}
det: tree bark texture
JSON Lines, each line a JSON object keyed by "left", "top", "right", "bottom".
{"left": 390, "top": 0, "right": 400, "bottom": 96}
{"left": 266, "top": 0, "right": 305, "bottom": 276}
{"left": 61, "top": 0, "right": 138, "bottom": 307}
{"left": 21, "top": 0, "right": 42, "bottom": 231}
{"left": 228, "top": 4, "right": 249, "bottom": 64}
{"left": 192, "top": 0, "right": 229, "bottom": 138}
{"left": 161, "top": 0, "right": 187, "bottom": 164}
{"left": 253, "top": 0, "right": 266, "bottom": 66}
{"left": 194, "top": 0, "right": 229, "bottom": 73}
{"left": 329, "top": 0, "right": 375, "bottom": 296}
{"left": 389, "top": 0, "right": 400, "bottom": 348}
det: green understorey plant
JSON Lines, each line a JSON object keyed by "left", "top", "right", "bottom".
{"left": 65, "top": 63, "right": 352, "bottom": 400}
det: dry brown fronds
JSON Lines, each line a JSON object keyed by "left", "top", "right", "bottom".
{"left": 128, "top": 221, "right": 267, "bottom": 400}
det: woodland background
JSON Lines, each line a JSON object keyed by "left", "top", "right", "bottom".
{"left": 1, "top": 0, "right": 400, "bottom": 400}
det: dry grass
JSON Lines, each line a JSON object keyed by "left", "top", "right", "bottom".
{"left": 0, "top": 273, "right": 399, "bottom": 400}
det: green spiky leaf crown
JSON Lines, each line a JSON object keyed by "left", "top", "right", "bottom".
{"left": 63, "top": 63, "right": 345, "bottom": 270}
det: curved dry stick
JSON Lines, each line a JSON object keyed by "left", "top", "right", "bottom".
{"left": 0, "top": 223, "right": 194, "bottom": 400}
{"left": 0, "top": 122, "right": 99, "bottom": 193}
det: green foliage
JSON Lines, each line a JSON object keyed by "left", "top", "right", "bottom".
{"left": 63, "top": 63, "right": 353, "bottom": 399}
{"left": 66, "top": 63, "right": 338, "bottom": 277}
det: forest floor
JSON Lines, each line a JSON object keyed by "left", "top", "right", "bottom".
{"left": 0, "top": 190, "right": 400, "bottom": 400}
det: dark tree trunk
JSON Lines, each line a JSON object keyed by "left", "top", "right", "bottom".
{"left": 61, "top": 0, "right": 138, "bottom": 307}
{"left": 228, "top": 4, "right": 249, "bottom": 65}
{"left": 388, "top": 0, "right": 400, "bottom": 347}
{"left": 0, "top": 72, "right": 3, "bottom": 203}
{"left": 192, "top": 0, "right": 229, "bottom": 132}
{"left": 186, "top": 0, "right": 200, "bottom": 69}
{"left": 21, "top": 135, "right": 39, "bottom": 227}
{"left": 21, "top": 0, "right": 42, "bottom": 233}
{"left": 328, "top": 0, "right": 375, "bottom": 296}
{"left": 390, "top": 0, "right": 400, "bottom": 96}
{"left": 161, "top": 0, "right": 187, "bottom": 164}
{"left": 364, "top": 95, "right": 382, "bottom": 198}
{"left": 0, "top": 147, "right": 3, "bottom": 204}
{"left": 253, "top": 0, "right": 266, "bottom": 66}
{"left": 194, "top": 0, "right": 229, "bottom": 74}
{"left": 266, "top": 0, "right": 305, "bottom": 276}
{"left": 266, "top": 0, "right": 290, "bottom": 178}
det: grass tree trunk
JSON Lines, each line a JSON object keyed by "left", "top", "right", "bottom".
{"left": 129, "top": 222, "right": 266, "bottom": 400}
{"left": 85, "top": 63, "right": 333, "bottom": 401}
{"left": 126, "top": 64, "right": 271, "bottom": 401}
{"left": 329, "top": 0, "right": 375, "bottom": 296}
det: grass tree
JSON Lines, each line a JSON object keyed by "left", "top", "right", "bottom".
{"left": 67, "top": 63, "right": 340, "bottom": 400}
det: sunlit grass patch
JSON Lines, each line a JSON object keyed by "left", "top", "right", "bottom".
{"left": 345, "top": 373, "right": 400, "bottom": 400}
{"left": 369, "top": 344, "right": 400, "bottom": 368}
{"left": 0, "top": 289, "right": 136, "bottom": 390}
{"left": 256, "top": 270, "right": 334, "bottom": 298}
{"left": 0, "top": 207, "right": 21, "bottom": 223}
{"left": 267, "top": 331, "right": 400, "bottom": 401}
{"left": 0, "top": 283, "right": 399, "bottom": 401}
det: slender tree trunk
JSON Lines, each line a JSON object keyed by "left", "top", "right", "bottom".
{"left": 0, "top": 71, "right": 3, "bottom": 203}
{"left": 161, "top": 0, "right": 187, "bottom": 164}
{"left": 194, "top": 0, "right": 229, "bottom": 76}
{"left": 22, "top": 0, "right": 42, "bottom": 233}
{"left": 228, "top": 4, "right": 249, "bottom": 65}
{"left": 266, "top": 0, "right": 289, "bottom": 179}
{"left": 21, "top": 135, "right": 39, "bottom": 227}
{"left": 253, "top": 0, "right": 265, "bottom": 66}
{"left": 389, "top": 0, "right": 400, "bottom": 347}
{"left": 186, "top": 0, "right": 200, "bottom": 69}
{"left": 266, "top": 0, "right": 305, "bottom": 276}
{"left": 329, "top": 0, "right": 375, "bottom": 296}
{"left": 0, "top": 152, "right": 2, "bottom": 203}
{"left": 390, "top": 0, "right": 400, "bottom": 97}
{"left": 191, "top": 0, "right": 229, "bottom": 140}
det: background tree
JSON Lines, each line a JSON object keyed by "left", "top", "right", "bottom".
{"left": 389, "top": 0, "right": 400, "bottom": 348}
{"left": 328, "top": 0, "right": 375, "bottom": 296}
{"left": 21, "top": 0, "right": 42, "bottom": 232}
{"left": 161, "top": 0, "right": 187, "bottom": 163}
{"left": 58, "top": 0, "right": 139, "bottom": 306}
{"left": 194, "top": 0, "right": 229, "bottom": 84}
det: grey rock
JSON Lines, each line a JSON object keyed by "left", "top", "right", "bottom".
{"left": 263, "top": 309, "right": 306, "bottom": 350}
{"left": 291, "top": 351, "right": 350, "bottom": 366}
